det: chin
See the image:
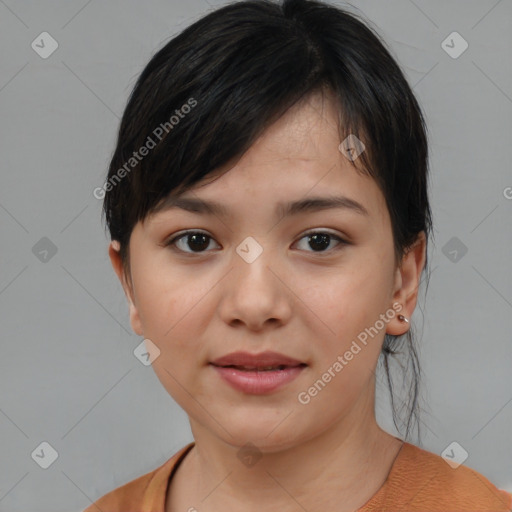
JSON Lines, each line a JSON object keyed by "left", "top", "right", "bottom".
{"left": 217, "top": 420, "right": 306, "bottom": 454}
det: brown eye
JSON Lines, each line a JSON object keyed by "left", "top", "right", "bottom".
{"left": 295, "top": 231, "right": 347, "bottom": 253}
{"left": 166, "top": 231, "right": 220, "bottom": 253}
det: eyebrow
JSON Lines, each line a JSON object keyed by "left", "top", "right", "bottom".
{"left": 153, "top": 194, "right": 369, "bottom": 220}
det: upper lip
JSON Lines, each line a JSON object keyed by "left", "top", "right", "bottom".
{"left": 210, "top": 351, "right": 306, "bottom": 368}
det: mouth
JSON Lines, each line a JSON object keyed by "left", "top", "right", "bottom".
{"left": 210, "top": 363, "right": 307, "bottom": 372}
{"left": 209, "top": 362, "right": 307, "bottom": 394}
{"left": 209, "top": 350, "right": 307, "bottom": 370}
{"left": 208, "top": 351, "right": 308, "bottom": 394}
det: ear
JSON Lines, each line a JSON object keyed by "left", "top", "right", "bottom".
{"left": 108, "top": 240, "right": 143, "bottom": 336}
{"left": 386, "top": 231, "right": 427, "bottom": 336}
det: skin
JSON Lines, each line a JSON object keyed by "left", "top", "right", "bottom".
{"left": 109, "top": 91, "right": 426, "bottom": 512}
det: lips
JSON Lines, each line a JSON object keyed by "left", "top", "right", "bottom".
{"left": 210, "top": 350, "right": 306, "bottom": 371}
{"left": 210, "top": 351, "right": 307, "bottom": 394}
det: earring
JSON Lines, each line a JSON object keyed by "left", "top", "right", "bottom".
{"left": 398, "top": 314, "right": 409, "bottom": 323}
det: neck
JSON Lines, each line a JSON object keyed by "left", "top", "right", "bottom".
{"left": 169, "top": 387, "right": 404, "bottom": 512}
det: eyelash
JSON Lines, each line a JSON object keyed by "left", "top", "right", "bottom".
{"left": 164, "top": 229, "right": 348, "bottom": 255}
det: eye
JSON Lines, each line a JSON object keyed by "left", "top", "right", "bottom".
{"left": 164, "top": 229, "right": 348, "bottom": 255}
{"left": 165, "top": 230, "right": 220, "bottom": 254}
{"left": 294, "top": 230, "right": 347, "bottom": 253}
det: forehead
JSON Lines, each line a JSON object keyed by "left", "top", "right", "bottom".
{"left": 146, "top": 92, "right": 389, "bottom": 228}
{"left": 222, "top": 90, "right": 343, "bottom": 173}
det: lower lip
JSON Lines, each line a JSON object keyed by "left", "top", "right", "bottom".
{"left": 210, "top": 364, "right": 306, "bottom": 394}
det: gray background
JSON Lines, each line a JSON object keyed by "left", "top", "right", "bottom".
{"left": 0, "top": 0, "right": 511, "bottom": 510}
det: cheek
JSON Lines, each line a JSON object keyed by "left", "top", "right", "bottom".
{"left": 298, "top": 274, "right": 385, "bottom": 414}
{"left": 303, "top": 260, "right": 393, "bottom": 377}
{"left": 130, "top": 262, "right": 206, "bottom": 367}
{"left": 133, "top": 254, "right": 203, "bottom": 332}
{"left": 135, "top": 268, "right": 209, "bottom": 406}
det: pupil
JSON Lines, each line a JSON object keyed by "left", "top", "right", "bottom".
{"left": 185, "top": 233, "right": 331, "bottom": 252}
{"left": 309, "top": 233, "right": 330, "bottom": 251}
{"left": 188, "top": 233, "right": 209, "bottom": 252}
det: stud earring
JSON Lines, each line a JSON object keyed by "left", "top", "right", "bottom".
{"left": 397, "top": 314, "right": 409, "bottom": 323}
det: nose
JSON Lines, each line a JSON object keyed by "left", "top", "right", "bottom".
{"left": 218, "top": 242, "right": 293, "bottom": 332}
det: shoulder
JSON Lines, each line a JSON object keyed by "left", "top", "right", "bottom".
{"left": 369, "top": 442, "right": 512, "bottom": 511}
{"left": 81, "top": 470, "right": 155, "bottom": 512}
{"left": 81, "top": 442, "right": 195, "bottom": 512}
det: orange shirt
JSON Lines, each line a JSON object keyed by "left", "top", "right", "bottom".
{"left": 83, "top": 441, "right": 512, "bottom": 511}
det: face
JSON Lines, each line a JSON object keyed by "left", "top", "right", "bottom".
{"left": 110, "top": 91, "right": 425, "bottom": 452}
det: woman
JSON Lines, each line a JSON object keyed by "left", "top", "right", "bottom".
{"left": 84, "top": 0, "right": 512, "bottom": 510}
